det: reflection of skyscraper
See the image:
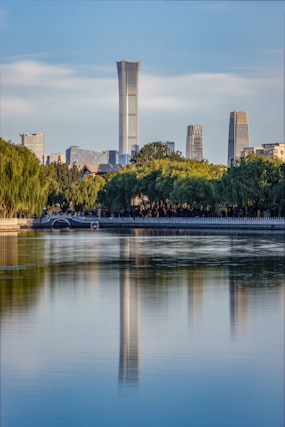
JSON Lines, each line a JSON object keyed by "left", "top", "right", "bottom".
{"left": 117, "top": 60, "right": 140, "bottom": 165}
{"left": 227, "top": 111, "right": 249, "bottom": 165}
{"left": 187, "top": 268, "right": 204, "bottom": 326}
{"left": 119, "top": 270, "right": 140, "bottom": 383}
{"left": 186, "top": 125, "right": 203, "bottom": 161}
{"left": 118, "top": 238, "right": 140, "bottom": 384}
{"left": 229, "top": 279, "right": 249, "bottom": 339}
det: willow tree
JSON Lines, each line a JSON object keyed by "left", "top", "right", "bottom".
{"left": 0, "top": 138, "right": 48, "bottom": 218}
{"left": 44, "top": 162, "right": 80, "bottom": 211}
{"left": 98, "top": 167, "right": 138, "bottom": 211}
{"left": 65, "top": 175, "right": 105, "bottom": 213}
{"left": 219, "top": 156, "right": 283, "bottom": 216}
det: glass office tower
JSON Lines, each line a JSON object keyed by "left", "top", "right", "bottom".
{"left": 117, "top": 60, "right": 140, "bottom": 165}
{"left": 227, "top": 111, "right": 249, "bottom": 166}
{"left": 185, "top": 125, "right": 204, "bottom": 161}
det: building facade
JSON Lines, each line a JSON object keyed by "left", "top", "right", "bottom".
{"left": 66, "top": 146, "right": 108, "bottom": 166}
{"left": 185, "top": 125, "right": 203, "bottom": 161}
{"left": 242, "top": 143, "right": 285, "bottom": 162}
{"left": 19, "top": 133, "right": 45, "bottom": 164}
{"left": 45, "top": 153, "right": 66, "bottom": 165}
{"left": 117, "top": 60, "right": 140, "bottom": 165}
{"left": 227, "top": 111, "right": 249, "bottom": 166}
{"left": 161, "top": 141, "right": 175, "bottom": 153}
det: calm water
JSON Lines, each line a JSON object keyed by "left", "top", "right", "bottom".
{"left": 1, "top": 229, "right": 284, "bottom": 427}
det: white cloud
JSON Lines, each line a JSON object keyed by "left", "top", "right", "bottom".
{"left": 1, "top": 60, "right": 283, "bottom": 165}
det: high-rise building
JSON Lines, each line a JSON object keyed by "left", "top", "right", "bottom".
{"left": 19, "top": 133, "right": 45, "bottom": 164}
{"left": 227, "top": 111, "right": 249, "bottom": 166}
{"left": 161, "top": 141, "right": 175, "bottom": 153}
{"left": 185, "top": 125, "right": 203, "bottom": 161}
{"left": 117, "top": 60, "right": 140, "bottom": 165}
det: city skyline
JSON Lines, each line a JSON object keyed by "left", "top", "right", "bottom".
{"left": 0, "top": 1, "right": 283, "bottom": 165}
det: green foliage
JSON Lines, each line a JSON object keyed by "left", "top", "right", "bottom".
{"left": 98, "top": 167, "right": 138, "bottom": 210}
{"left": 131, "top": 142, "right": 183, "bottom": 165}
{"left": 98, "top": 155, "right": 284, "bottom": 217}
{"left": 1, "top": 136, "right": 284, "bottom": 219}
{"left": 45, "top": 163, "right": 80, "bottom": 211}
{"left": 0, "top": 138, "right": 48, "bottom": 217}
{"left": 219, "top": 156, "right": 284, "bottom": 216}
{"left": 66, "top": 175, "right": 105, "bottom": 213}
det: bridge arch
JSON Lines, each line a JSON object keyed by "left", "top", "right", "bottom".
{"left": 51, "top": 217, "right": 71, "bottom": 228}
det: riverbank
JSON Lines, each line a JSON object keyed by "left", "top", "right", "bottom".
{"left": 1, "top": 216, "right": 285, "bottom": 231}
{"left": 0, "top": 218, "right": 20, "bottom": 231}
{"left": 98, "top": 216, "right": 285, "bottom": 231}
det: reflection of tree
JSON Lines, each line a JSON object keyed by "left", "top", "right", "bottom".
{"left": 0, "top": 233, "right": 43, "bottom": 316}
{"left": 0, "top": 269, "right": 43, "bottom": 316}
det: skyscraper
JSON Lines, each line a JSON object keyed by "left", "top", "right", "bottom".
{"left": 117, "top": 60, "right": 140, "bottom": 165}
{"left": 185, "top": 125, "right": 203, "bottom": 161}
{"left": 227, "top": 111, "right": 249, "bottom": 166}
{"left": 19, "top": 133, "right": 45, "bottom": 164}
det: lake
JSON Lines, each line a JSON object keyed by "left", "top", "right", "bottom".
{"left": 1, "top": 229, "right": 284, "bottom": 427}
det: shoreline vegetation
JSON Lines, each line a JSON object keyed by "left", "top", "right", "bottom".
{"left": 1, "top": 139, "right": 285, "bottom": 224}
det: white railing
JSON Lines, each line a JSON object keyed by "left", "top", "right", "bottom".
{"left": 98, "top": 216, "right": 285, "bottom": 229}
{"left": 99, "top": 216, "right": 284, "bottom": 223}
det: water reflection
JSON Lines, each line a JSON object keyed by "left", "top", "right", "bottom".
{"left": 1, "top": 230, "right": 284, "bottom": 427}
{"left": 229, "top": 279, "right": 249, "bottom": 339}
{"left": 119, "top": 238, "right": 140, "bottom": 384}
{"left": 187, "top": 268, "right": 204, "bottom": 326}
{"left": 119, "top": 269, "right": 140, "bottom": 384}
{"left": 0, "top": 232, "right": 43, "bottom": 315}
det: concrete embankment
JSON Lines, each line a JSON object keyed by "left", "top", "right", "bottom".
{"left": 0, "top": 218, "right": 20, "bottom": 231}
{"left": 98, "top": 217, "right": 285, "bottom": 231}
{"left": 1, "top": 216, "right": 285, "bottom": 232}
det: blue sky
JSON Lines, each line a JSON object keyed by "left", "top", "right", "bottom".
{"left": 1, "top": 0, "right": 284, "bottom": 164}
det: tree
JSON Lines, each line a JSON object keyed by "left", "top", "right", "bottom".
{"left": 45, "top": 162, "right": 80, "bottom": 211}
{"left": 98, "top": 168, "right": 138, "bottom": 211}
{"left": 66, "top": 175, "right": 105, "bottom": 213}
{"left": 219, "top": 156, "right": 283, "bottom": 216}
{"left": 131, "top": 142, "right": 183, "bottom": 165}
{"left": 0, "top": 138, "right": 48, "bottom": 217}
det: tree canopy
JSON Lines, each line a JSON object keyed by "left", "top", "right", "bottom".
{"left": 1, "top": 137, "right": 284, "bottom": 218}
{"left": 0, "top": 138, "right": 48, "bottom": 217}
{"left": 131, "top": 142, "right": 183, "bottom": 165}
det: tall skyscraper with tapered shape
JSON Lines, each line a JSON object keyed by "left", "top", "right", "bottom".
{"left": 186, "top": 125, "right": 204, "bottom": 161}
{"left": 227, "top": 111, "right": 249, "bottom": 165}
{"left": 117, "top": 60, "right": 140, "bottom": 165}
